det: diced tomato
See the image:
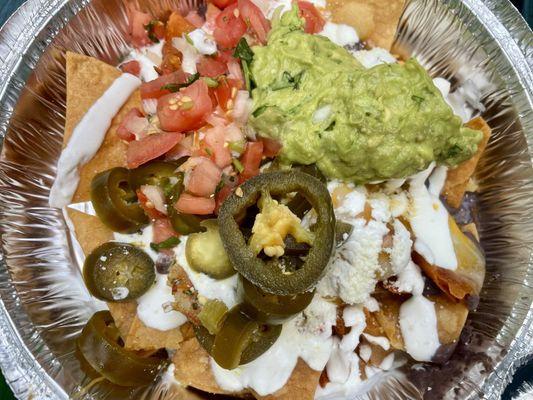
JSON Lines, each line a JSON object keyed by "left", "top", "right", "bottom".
{"left": 157, "top": 79, "right": 213, "bottom": 132}
{"left": 213, "top": 77, "right": 241, "bottom": 111}
{"left": 117, "top": 108, "right": 148, "bottom": 141}
{"left": 216, "top": 50, "right": 237, "bottom": 64}
{"left": 175, "top": 193, "right": 216, "bottom": 215}
{"left": 298, "top": 1, "right": 325, "bottom": 34}
{"left": 153, "top": 218, "right": 178, "bottom": 243}
{"left": 185, "top": 11, "right": 205, "bottom": 28}
{"left": 204, "top": 126, "right": 232, "bottom": 168}
{"left": 239, "top": 141, "right": 263, "bottom": 181}
{"left": 127, "top": 132, "right": 183, "bottom": 168}
{"left": 120, "top": 60, "right": 141, "bottom": 77}
{"left": 215, "top": 182, "right": 236, "bottom": 214}
{"left": 137, "top": 189, "right": 166, "bottom": 220}
{"left": 127, "top": 6, "right": 153, "bottom": 48}
{"left": 140, "top": 71, "right": 189, "bottom": 100}
{"left": 205, "top": 4, "right": 222, "bottom": 32}
{"left": 259, "top": 136, "right": 282, "bottom": 158}
{"left": 238, "top": 0, "right": 270, "bottom": 44}
{"left": 165, "top": 12, "right": 195, "bottom": 41}
{"left": 197, "top": 57, "right": 228, "bottom": 78}
{"left": 210, "top": 0, "right": 237, "bottom": 9}
{"left": 186, "top": 157, "right": 223, "bottom": 197}
{"left": 213, "top": 4, "right": 247, "bottom": 49}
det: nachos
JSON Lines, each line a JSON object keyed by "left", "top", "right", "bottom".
{"left": 51, "top": 0, "right": 490, "bottom": 398}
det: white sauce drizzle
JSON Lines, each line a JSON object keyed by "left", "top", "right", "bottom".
{"left": 358, "top": 344, "right": 372, "bottom": 363}
{"left": 137, "top": 273, "right": 187, "bottom": 331}
{"left": 399, "top": 295, "right": 440, "bottom": 362}
{"left": 319, "top": 22, "right": 359, "bottom": 47}
{"left": 172, "top": 37, "right": 200, "bottom": 74}
{"left": 124, "top": 41, "right": 164, "bottom": 82}
{"left": 408, "top": 164, "right": 457, "bottom": 270}
{"left": 351, "top": 48, "right": 397, "bottom": 69}
{"left": 428, "top": 165, "right": 448, "bottom": 197}
{"left": 113, "top": 226, "right": 187, "bottom": 331}
{"left": 362, "top": 334, "right": 390, "bottom": 351}
{"left": 379, "top": 353, "right": 395, "bottom": 371}
{"left": 174, "top": 237, "right": 239, "bottom": 308}
{"left": 188, "top": 28, "right": 217, "bottom": 55}
{"left": 212, "top": 296, "right": 336, "bottom": 396}
{"left": 394, "top": 260, "right": 425, "bottom": 295}
{"left": 49, "top": 73, "right": 141, "bottom": 208}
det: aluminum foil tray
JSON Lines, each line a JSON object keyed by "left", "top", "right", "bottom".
{"left": 0, "top": 0, "right": 532, "bottom": 399}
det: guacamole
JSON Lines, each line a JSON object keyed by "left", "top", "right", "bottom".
{"left": 249, "top": 8, "right": 482, "bottom": 183}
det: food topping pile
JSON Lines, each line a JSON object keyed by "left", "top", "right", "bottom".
{"left": 51, "top": 0, "right": 491, "bottom": 398}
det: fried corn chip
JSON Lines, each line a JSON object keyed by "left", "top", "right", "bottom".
{"left": 414, "top": 216, "right": 485, "bottom": 301}
{"left": 256, "top": 360, "right": 321, "bottom": 400}
{"left": 327, "top": 0, "right": 406, "bottom": 49}
{"left": 370, "top": 290, "right": 469, "bottom": 363}
{"left": 443, "top": 117, "right": 491, "bottom": 208}
{"left": 172, "top": 337, "right": 320, "bottom": 400}
{"left": 64, "top": 51, "right": 183, "bottom": 351}
{"left": 368, "top": 291, "right": 405, "bottom": 351}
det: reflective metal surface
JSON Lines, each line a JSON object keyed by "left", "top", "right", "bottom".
{"left": 0, "top": 0, "right": 531, "bottom": 399}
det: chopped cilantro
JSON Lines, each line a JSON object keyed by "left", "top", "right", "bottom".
{"left": 411, "top": 95, "right": 425, "bottom": 106}
{"left": 271, "top": 71, "right": 304, "bottom": 91}
{"left": 233, "top": 38, "right": 254, "bottom": 64}
{"left": 252, "top": 105, "right": 268, "bottom": 118}
{"left": 233, "top": 38, "right": 255, "bottom": 93}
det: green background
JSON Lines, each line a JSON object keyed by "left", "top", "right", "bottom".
{"left": 0, "top": 0, "right": 531, "bottom": 399}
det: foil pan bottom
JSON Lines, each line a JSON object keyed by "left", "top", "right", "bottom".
{"left": 0, "top": 0, "right": 532, "bottom": 399}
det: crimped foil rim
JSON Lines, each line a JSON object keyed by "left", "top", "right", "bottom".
{"left": 0, "top": 0, "right": 531, "bottom": 399}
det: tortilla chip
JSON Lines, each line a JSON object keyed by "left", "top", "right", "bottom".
{"left": 64, "top": 52, "right": 183, "bottom": 351}
{"left": 371, "top": 290, "right": 468, "bottom": 363}
{"left": 172, "top": 338, "right": 242, "bottom": 396}
{"left": 256, "top": 360, "right": 321, "bottom": 400}
{"left": 67, "top": 208, "right": 113, "bottom": 254}
{"left": 430, "top": 295, "right": 468, "bottom": 346}
{"left": 173, "top": 337, "right": 321, "bottom": 399}
{"left": 443, "top": 117, "right": 491, "bottom": 208}
{"left": 369, "top": 291, "right": 405, "bottom": 350}
{"left": 107, "top": 302, "right": 137, "bottom": 337}
{"left": 414, "top": 216, "right": 485, "bottom": 301}
{"left": 65, "top": 52, "right": 135, "bottom": 202}
{"left": 327, "top": 0, "right": 406, "bottom": 49}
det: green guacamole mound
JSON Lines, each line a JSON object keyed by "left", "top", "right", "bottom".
{"left": 249, "top": 7, "right": 482, "bottom": 183}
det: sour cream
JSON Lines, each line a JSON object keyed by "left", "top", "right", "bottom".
{"left": 113, "top": 226, "right": 187, "bottom": 331}
{"left": 399, "top": 295, "right": 440, "bottom": 361}
{"left": 174, "top": 237, "right": 239, "bottom": 308}
{"left": 137, "top": 273, "right": 187, "bottom": 331}
{"left": 407, "top": 164, "right": 457, "bottom": 270}
{"left": 172, "top": 37, "right": 200, "bottom": 74}
{"left": 319, "top": 22, "right": 359, "bottom": 47}
{"left": 352, "top": 48, "right": 397, "bottom": 69}
{"left": 124, "top": 41, "right": 164, "bottom": 82}
{"left": 211, "top": 296, "right": 336, "bottom": 396}
{"left": 49, "top": 73, "right": 141, "bottom": 208}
